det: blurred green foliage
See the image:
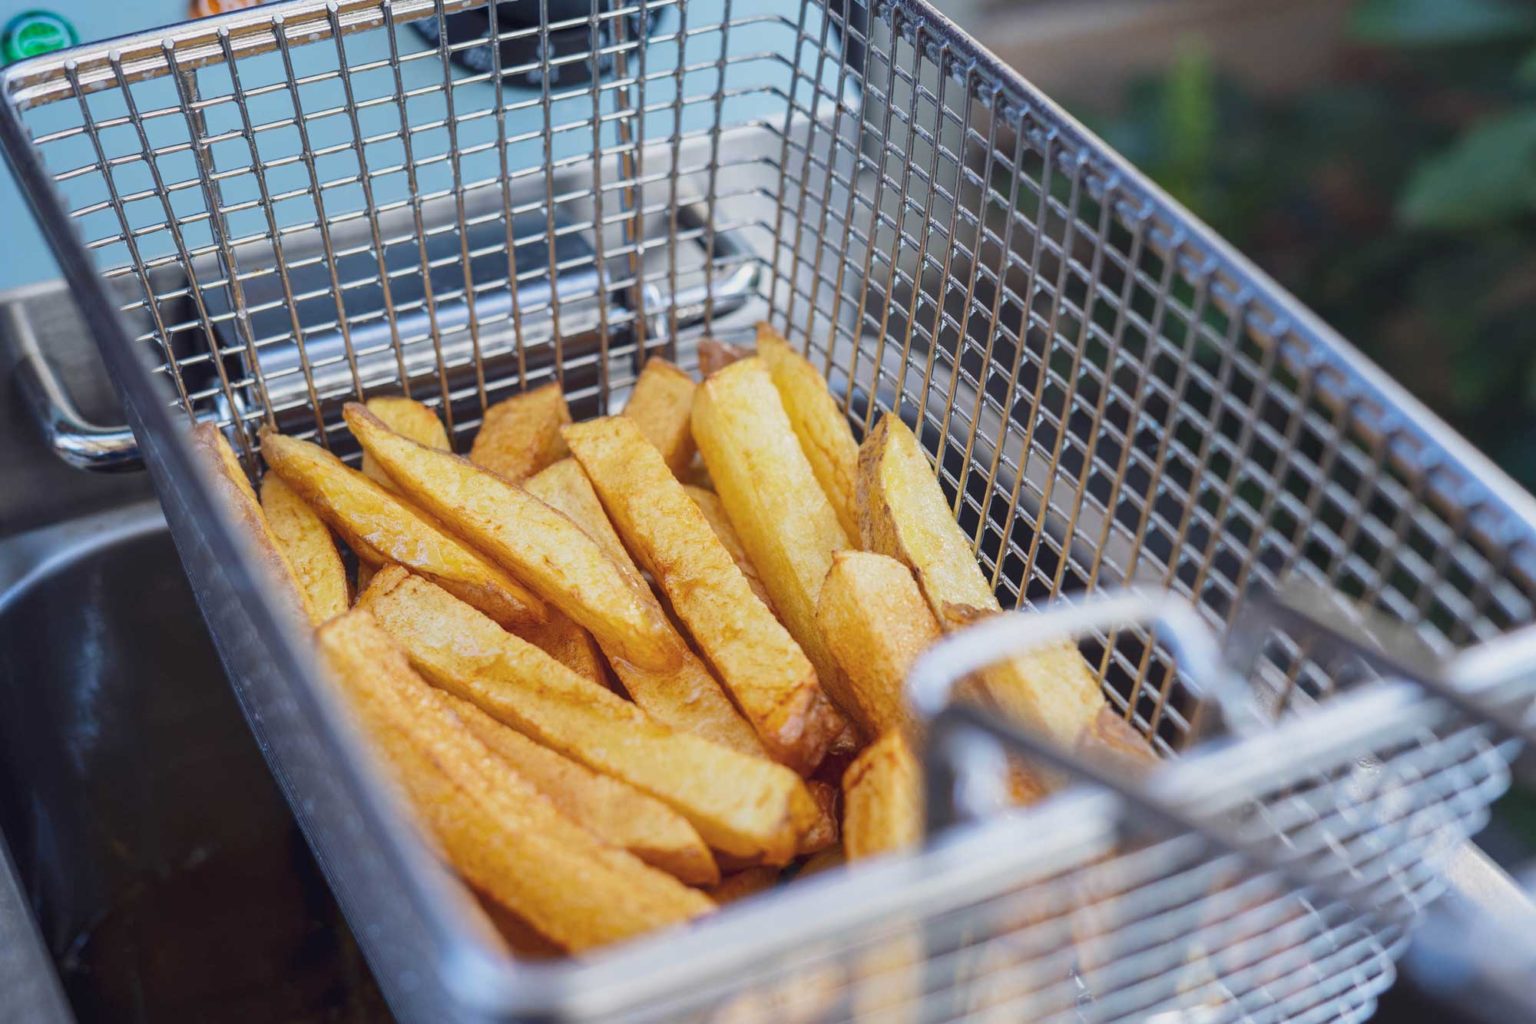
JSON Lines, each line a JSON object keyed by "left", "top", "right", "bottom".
{"left": 1085, "top": 0, "right": 1536, "bottom": 485}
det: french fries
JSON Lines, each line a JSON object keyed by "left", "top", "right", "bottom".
{"left": 345, "top": 404, "right": 678, "bottom": 673}
{"left": 858, "top": 415, "right": 1112, "bottom": 749}
{"left": 360, "top": 396, "right": 450, "bottom": 490}
{"left": 685, "top": 484, "right": 775, "bottom": 611}
{"left": 697, "top": 338, "right": 747, "bottom": 377}
{"left": 816, "top": 551, "right": 937, "bottom": 739}
{"left": 191, "top": 423, "right": 311, "bottom": 624}
{"left": 692, "top": 358, "right": 855, "bottom": 713}
{"left": 315, "top": 609, "right": 713, "bottom": 952}
{"left": 756, "top": 323, "right": 860, "bottom": 541}
{"left": 357, "top": 567, "right": 816, "bottom": 865}
{"left": 798, "top": 780, "right": 840, "bottom": 856}
{"left": 842, "top": 730, "right": 922, "bottom": 861}
{"left": 516, "top": 612, "right": 609, "bottom": 689}
{"left": 261, "top": 475, "right": 349, "bottom": 624}
{"left": 440, "top": 691, "right": 719, "bottom": 885}
{"left": 525, "top": 458, "right": 766, "bottom": 757}
{"left": 708, "top": 867, "right": 780, "bottom": 905}
{"left": 470, "top": 383, "right": 571, "bottom": 481}
{"left": 260, "top": 430, "right": 545, "bottom": 630}
{"left": 623, "top": 358, "right": 697, "bottom": 476}
{"left": 565, "top": 416, "right": 844, "bottom": 775}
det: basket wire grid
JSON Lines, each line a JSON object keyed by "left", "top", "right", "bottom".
{"left": 3, "top": 0, "right": 1536, "bottom": 1020}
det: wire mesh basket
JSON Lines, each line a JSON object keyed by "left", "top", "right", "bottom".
{"left": 5, "top": 0, "right": 1536, "bottom": 1020}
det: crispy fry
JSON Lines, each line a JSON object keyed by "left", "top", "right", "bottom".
{"left": 697, "top": 338, "right": 748, "bottom": 377}
{"left": 441, "top": 690, "right": 720, "bottom": 885}
{"left": 859, "top": 415, "right": 1112, "bottom": 748}
{"left": 842, "top": 729, "right": 922, "bottom": 861}
{"left": 470, "top": 383, "right": 572, "bottom": 482}
{"left": 798, "top": 780, "right": 840, "bottom": 856}
{"left": 525, "top": 458, "right": 766, "bottom": 757}
{"left": 516, "top": 611, "right": 608, "bottom": 689}
{"left": 692, "top": 358, "right": 854, "bottom": 712}
{"left": 623, "top": 358, "right": 696, "bottom": 476}
{"left": 261, "top": 474, "right": 349, "bottom": 624}
{"left": 345, "top": 403, "right": 677, "bottom": 672}
{"left": 684, "top": 484, "right": 775, "bottom": 611}
{"left": 756, "top": 323, "right": 860, "bottom": 541}
{"left": 361, "top": 396, "right": 450, "bottom": 490}
{"left": 707, "top": 867, "right": 780, "bottom": 905}
{"left": 315, "top": 609, "right": 712, "bottom": 951}
{"left": 472, "top": 891, "right": 564, "bottom": 960}
{"left": 358, "top": 568, "right": 815, "bottom": 864}
{"left": 816, "top": 551, "right": 937, "bottom": 740}
{"left": 191, "top": 423, "right": 311, "bottom": 624}
{"left": 260, "top": 429, "right": 545, "bottom": 630}
{"left": 566, "top": 416, "right": 843, "bottom": 775}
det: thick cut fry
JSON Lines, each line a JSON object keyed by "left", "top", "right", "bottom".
{"left": 473, "top": 892, "right": 564, "bottom": 960}
{"left": 842, "top": 730, "right": 922, "bottom": 861}
{"left": 756, "top": 323, "right": 860, "bottom": 541}
{"left": 798, "top": 780, "right": 840, "bottom": 855}
{"left": 816, "top": 551, "right": 938, "bottom": 740}
{"left": 261, "top": 475, "right": 349, "bottom": 624}
{"left": 315, "top": 610, "right": 712, "bottom": 951}
{"left": 692, "top": 358, "right": 854, "bottom": 709}
{"left": 470, "top": 383, "right": 572, "bottom": 482}
{"left": 191, "top": 423, "right": 311, "bottom": 623}
{"left": 859, "top": 415, "right": 1110, "bottom": 748}
{"left": 260, "top": 430, "right": 544, "bottom": 630}
{"left": 697, "top": 338, "right": 747, "bottom": 377}
{"left": 1077, "top": 705, "right": 1161, "bottom": 773}
{"left": 622, "top": 358, "right": 696, "bottom": 475}
{"left": 526, "top": 459, "right": 766, "bottom": 757}
{"left": 684, "top": 484, "right": 775, "bottom": 611}
{"left": 358, "top": 568, "right": 815, "bottom": 864}
{"left": 565, "top": 416, "right": 843, "bottom": 775}
{"left": 361, "top": 396, "right": 450, "bottom": 490}
{"left": 440, "top": 691, "right": 719, "bottom": 885}
{"left": 516, "top": 611, "right": 608, "bottom": 689}
{"left": 345, "top": 403, "right": 677, "bottom": 672}
{"left": 707, "top": 867, "right": 780, "bottom": 905}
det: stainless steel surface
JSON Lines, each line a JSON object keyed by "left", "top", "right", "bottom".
{"left": 0, "top": 501, "right": 387, "bottom": 1023}
{"left": 0, "top": 835, "right": 71, "bottom": 1024}
{"left": 5, "top": 0, "right": 1536, "bottom": 1020}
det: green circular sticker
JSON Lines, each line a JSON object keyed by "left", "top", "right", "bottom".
{"left": 2, "top": 11, "right": 77, "bottom": 65}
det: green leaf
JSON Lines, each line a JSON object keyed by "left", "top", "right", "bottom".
{"left": 1354, "top": 0, "right": 1536, "bottom": 46}
{"left": 1398, "top": 109, "right": 1536, "bottom": 228}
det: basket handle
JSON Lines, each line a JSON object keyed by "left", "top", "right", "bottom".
{"left": 3, "top": 298, "right": 141, "bottom": 472}
{"left": 906, "top": 590, "right": 1387, "bottom": 925}
{"left": 1227, "top": 579, "right": 1536, "bottom": 741}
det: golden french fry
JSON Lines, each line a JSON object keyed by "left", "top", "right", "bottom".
{"left": 692, "top": 358, "right": 854, "bottom": 711}
{"left": 345, "top": 403, "right": 678, "bottom": 673}
{"left": 260, "top": 474, "right": 349, "bottom": 625}
{"left": 859, "top": 415, "right": 1110, "bottom": 748}
{"left": 623, "top": 358, "right": 696, "bottom": 476}
{"left": 565, "top": 417, "right": 844, "bottom": 775}
{"left": 756, "top": 323, "right": 860, "bottom": 541}
{"left": 842, "top": 729, "right": 922, "bottom": 861}
{"left": 798, "top": 780, "right": 840, "bottom": 856}
{"left": 525, "top": 459, "right": 766, "bottom": 758}
{"left": 816, "top": 551, "right": 937, "bottom": 740}
{"left": 707, "top": 867, "right": 780, "bottom": 905}
{"left": 472, "top": 891, "right": 564, "bottom": 960}
{"left": 684, "top": 484, "right": 775, "bottom": 612}
{"left": 697, "top": 338, "right": 748, "bottom": 377}
{"left": 191, "top": 423, "right": 311, "bottom": 624}
{"left": 361, "top": 396, "right": 450, "bottom": 490}
{"left": 516, "top": 611, "right": 609, "bottom": 689}
{"left": 315, "top": 609, "right": 713, "bottom": 952}
{"left": 260, "top": 429, "right": 545, "bottom": 630}
{"left": 469, "top": 382, "right": 572, "bottom": 482}
{"left": 358, "top": 568, "right": 815, "bottom": 864}
{"left": 440, "top": 690, "right": 720, "bottom": 885}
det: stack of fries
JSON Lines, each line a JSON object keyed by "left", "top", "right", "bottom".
{"left": 192, "top": 323, "right": 1156, "bottom": 959}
